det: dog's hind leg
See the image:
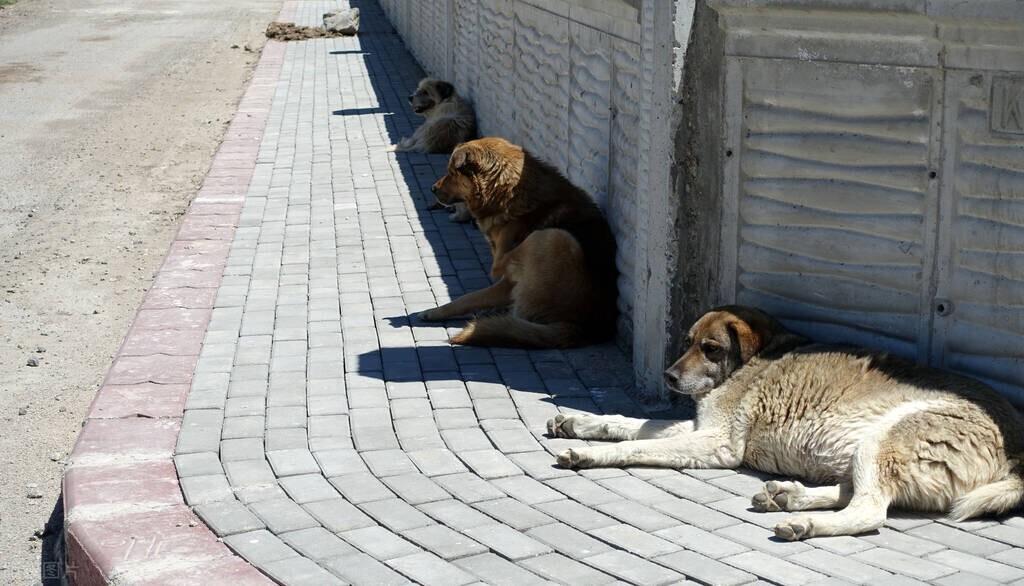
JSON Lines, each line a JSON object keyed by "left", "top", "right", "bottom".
{"left": 420, "top": 278, "right": 514, "bottom": 320}
{"left": 772, "top": 403, "right": 931, "bottom": 539}
{"left": 752, "top": 481, "right": 853, "bottom": 512}
{"left": 547, "top": 414, "right": 693, "bottom": 441}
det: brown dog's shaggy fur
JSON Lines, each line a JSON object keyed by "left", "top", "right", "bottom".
{"left": 419, "top": 137, "right": 618, "bottom": 348}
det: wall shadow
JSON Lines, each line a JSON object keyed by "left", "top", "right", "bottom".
{"left": 336, "top": 0, "right": 690, "bottom": 421}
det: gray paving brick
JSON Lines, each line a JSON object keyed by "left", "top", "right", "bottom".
{"left": 387, "top": 551, "right": 477, "bottom": 586}
{"left": 381, "top": 472, "right": 450, "bottom": 505}
{"left": 360, "top": 498, "right": 434, "bottom": 532}
{"left": 934, "top": 572, "right": 1001, "bottom": 586}
{"left": 723, "top": 550, "right": 826, "bottom": 585}
{"left": 418, "top": 499, "right": 494, "bottom": 531}
{"left": 591, "top": 523, "right": 680, "bottom": 558}
{"left": 362, "top": 449, "right": 418, "bottom": 477}
{"left": 440, "top": 428, "right": 492, "bottom": 452}
{"left": 907, "top": 522, "right": 1010, "bottom": 556}
{"left": 463, "top": 523, "right": 553, "bottom": 560}
{"left": 978, "top": 524, "right": 1024, "bottom": 548}
{"left": 401, "top": 524, "right": 487, "bottom": 560}
{"left": 280, "top": 527, "right": 358, "bottom": 561}
{"left": 435, "top": 408, "right": 479, "bottom": 430}
{"left": 407, "top": 448, "right": 467, "bottom": 476}
{"left": 324, "top": 552, "right": 411, "bottom": 585}
{"left": 859, "top": 526, "right": 946, "bottom": 556}
{"left": 534, "top": 499, "right": 619, "bottom": 532}
{"left": 852, "top": 548, "right": 957, "bottom": 581}
{"left": 262, "top": 555, "right": 347, "bottom": 585}
{"left": 225, "top": 529, "right": 298, "bottom": 565}
{"left": 340, "top": 525, "right": 420, "bottom": 561}
{"left": 655, "top": 524, "right": 750, "bottom": 559}
{"left": 222, "top": 415, "right": 265, "bottom": 439}
{"left": 489, "top": 474, "right": 563, "bottom": 504}
{"left": 525, "top": 522, "right": 611, "bottom": 560}
{"left": 585, "top": 549, "right": 687, "bottom": 586}
{"left": 304, "top": 497, "right": 376, "bottom": 533}
{"left": 315, "top": 448, "right": 367, "bottom": 476}
{"left": 519, "top": 552, "right": 616, "bottom": 585}
{"left": 329, "top": 471, "right": 395, "bottom": 504}
{"left": 788, "top": 548, "right": 894, "bottom": 584}
{"left": 174, "top": 452, "right": 223, "bottom": 478}
{"left": 267, "top": 448, "right": 319, "bottom": 476}
{"left": 596, "top": 499, "right": 681, "bottom": 532}
{"left": 180, "top": 474, "right": 232, "bottom": 505}
{"left": 221, "top": 437, "right": 265, "bottom": 462}
{"left": 653, "top": 497, "right": 743, "bottom": 531}
{"left": 249, "top": 497, "right": 319, "bottom": 533}
{"left": 266, "top": 428, "right": 309, "bottom": 451}
{"left": 655, "top": 550, "right": 757, "bottom": 586}
{"left": 926, "top": 549, "right": 1024, "bottom": 583}
{"left": 459, "top": 449, "right": 522, "bottom": 479}
{"left": 279, "top": 473, "right": 339, "bottom": 503}
{"left": 544, "top": 476, "right": 621, "bottom": 506}
{"left": 194, "top": 500, "right": 266, "bottom": 536}
{"left": 474, "top": 497, "right": 554, "bottom": 531}
{"left": 433, "top": 472, "right": 505, "bottom": 503}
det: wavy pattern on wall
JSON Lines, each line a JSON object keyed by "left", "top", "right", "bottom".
{"left": 610, "top": 37, "right": 641, "bottom": 323}
{"left": 475, "top": 0, "right": 516, "bottom": 140}
{"left": 514, "top": 3, "right": 570, "bottom": 172}
{"left": 380, "top": 0, "right": 645, "bottom": 336}
{"left": 735, "top": 63, "right": 934, "bottom": 349}
{"left": 942, "top": 85, "right": 1024, "bottom": 396}
{"left": 453, "top": 0, "right": 479, "bottom": 102}
{"left": 568, "top": 24, "right": 612, "bottom": 206}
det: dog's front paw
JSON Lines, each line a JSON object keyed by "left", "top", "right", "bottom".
{"left": 385, "top": 144, "right": 398, "bottom": 152}
{"left": 752, "top": 480, "right": 804, "bottom": 512}
{"left": 774, "top": 516, "right": 814, "bottom": 541}
{"left": 556, "top": 448, "right": 592, "bottom": 469}
{"left": 546, "top": 413, "right": 581, "bottom": 438}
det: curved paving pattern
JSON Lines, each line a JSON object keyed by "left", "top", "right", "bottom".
{"left": 166, "top": 2, "right": 1024, "bottom": 585}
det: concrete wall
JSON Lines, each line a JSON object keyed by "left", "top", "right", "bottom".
{"left": 673, "top": 0, "right": 1024, "bottom": 405}
{"left": 382, "top": 0, "right": 1024, "bottom": 406}
{"left": 379, "top": 0, "right": 687, "bottom": 401}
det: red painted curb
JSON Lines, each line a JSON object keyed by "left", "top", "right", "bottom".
{"left": 62, "top": 31, "right": 289, "bottom": 586}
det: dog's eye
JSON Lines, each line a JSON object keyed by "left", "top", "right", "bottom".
{"left": 701, "top": 340, "right": 724, "bottom": 358}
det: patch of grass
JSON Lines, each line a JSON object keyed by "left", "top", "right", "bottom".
{"left": 0, "top": 0, "right": 16, "bottom": 8}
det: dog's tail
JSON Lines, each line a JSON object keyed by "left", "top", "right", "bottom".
{"left": 949, "top": 459, "right": 1024, "bottom": 521}
{"left": 452, "top": 314, "right": 584, "bottom": 349}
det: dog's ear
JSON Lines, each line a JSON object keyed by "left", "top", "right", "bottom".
{"left": 724, "top": 313, "right": 773, "bottom": 363}
{"left": 435, "top": 81, "right": 455, "bottom": 100}
{"left": 450, "top": 143, "right": 480, "bottom": 173}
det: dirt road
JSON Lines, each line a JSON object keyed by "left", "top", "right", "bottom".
{"left": 0, "top": 1, "right": 281, "bottom": 582}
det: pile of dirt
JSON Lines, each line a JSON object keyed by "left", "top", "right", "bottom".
{"left": 265, "top": 22, "right": 354, "bottom": 41}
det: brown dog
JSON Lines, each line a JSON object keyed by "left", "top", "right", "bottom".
{"left": 549, "top": 305, "right": 1024, "bottom": 539}
{"left": 419, "top": 137, "right": 618, "bottom": 348}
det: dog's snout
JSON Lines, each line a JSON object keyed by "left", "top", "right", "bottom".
{"left": 664, "top": 369, "right": 680, "bottom": 387}
{"left": 431, "top": 184, "right": 438, "bottom": 194}
{"left": 407, "top": 94, "right": 414, "bottom": 103}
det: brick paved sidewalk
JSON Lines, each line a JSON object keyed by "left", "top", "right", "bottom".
{"left": 162, "top": 2, "right": 1024, "bottom": 585}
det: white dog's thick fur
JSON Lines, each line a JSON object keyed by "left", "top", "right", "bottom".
{"left": 547, "top": 306, "right": 1024, "bottom": 540}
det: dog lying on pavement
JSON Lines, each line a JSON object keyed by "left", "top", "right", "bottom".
{"left": 419, "top": 137, "right": 618, "bottom": 348}
{"left": 548, "top": 305, "right": 1024, "bottom": 540}
{"left": 390, "top": 77, "right": 476, "bottom": 223}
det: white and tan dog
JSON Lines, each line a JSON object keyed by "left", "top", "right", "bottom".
{"left": 548, "top": 305, "right": 1024, "bottom": 540}
{"left": 391, "top": 78, "right": 476, "bottom": 222}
